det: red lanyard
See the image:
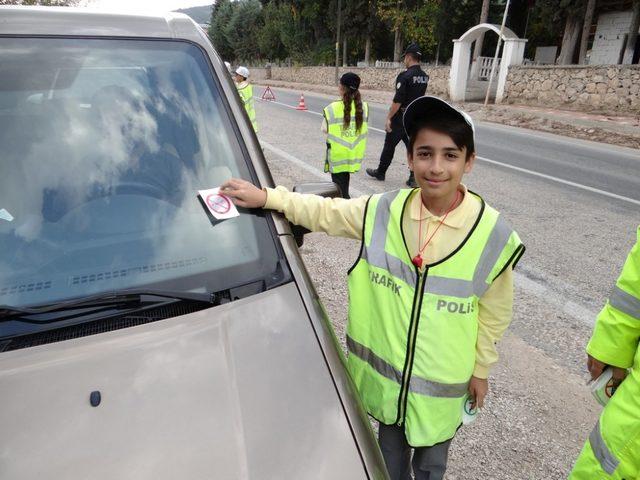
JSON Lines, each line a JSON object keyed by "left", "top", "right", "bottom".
{"left": 411, "top": 190, "right": 461, "bottom": 269}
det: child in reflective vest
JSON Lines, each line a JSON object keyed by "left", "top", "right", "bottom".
{"left": 321, "top": 72, "right": 369, "bottom": 199}
{"left": 221, "top": 96, "right": 524, "bottom": 480}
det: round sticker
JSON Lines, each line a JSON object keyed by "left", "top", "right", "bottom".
{"left": 206, "top": 193, "right": 231, "bottom": 215}
{"left": 396, "top": 82, "right": 402, "bottom": 89}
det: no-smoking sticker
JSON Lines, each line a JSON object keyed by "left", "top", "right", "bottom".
{"left": 198, "top": 187, "right": 239, "bottom": 220}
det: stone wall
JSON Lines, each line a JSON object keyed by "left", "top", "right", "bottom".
{"left": 502, "top": 65, "right": 640, "bottom": 114}
{"left": 252, "top": 66, "right": 450, "bottom": 98}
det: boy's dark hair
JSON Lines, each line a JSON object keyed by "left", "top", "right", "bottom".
{"left": 407, "top": 116, "right": 475, "bottom": 160}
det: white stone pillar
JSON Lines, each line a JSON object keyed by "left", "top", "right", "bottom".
{"left": 496, "top": 39, "right": 526, "bottom": 103}
{"left": 449, "top": 40, "right": 471, "bottom": 101}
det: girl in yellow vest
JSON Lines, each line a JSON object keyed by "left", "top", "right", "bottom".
{"left": 221, "top": 96, "right": 524, "bottom": 480}
{"left": 321, "top": 72, "right": 368, "bottom": 199}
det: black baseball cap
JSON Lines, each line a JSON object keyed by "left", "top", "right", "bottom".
{"left": 403, "top": 95, "right": 476, "bottom": 141}
{"left": 403, "top": 43, "right": 422, "bottom": 58}
{"left": 340, "top": 72, "right": 361, "bottom": 91}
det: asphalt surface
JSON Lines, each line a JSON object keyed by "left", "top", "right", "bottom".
{"left": 251, "top": 90, "right": 640, "bottom": 479}
{"left": 263, "top": 88, "right": 640, "bottom": 204}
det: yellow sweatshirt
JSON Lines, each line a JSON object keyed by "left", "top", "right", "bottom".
{"left": 265, "top": 184, "right": 514, "bottom": 379}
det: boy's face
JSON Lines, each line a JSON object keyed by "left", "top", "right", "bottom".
{"left": 407, "top": 127, "right": 475, "bottom": 200}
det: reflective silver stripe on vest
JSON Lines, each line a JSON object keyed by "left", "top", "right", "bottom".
{"left": 347, "top": 335, "right": 402, "bottom": 384}
{"left": 589, "top": 420, "right": 619, "bottom": 474}
{"left": 347, "top": 336, "right": 468, "bottom": 398}
{"left": 327, "top": 156, "right": 363, "bottom": 167}
{"left": 472, "top": 215, "right": 514, "bottom": 297}
{"left": 609, "top": 285, "right": 640, "bottom": 320}
{"left": 425, "top": 276, "right": 475, "bottom": 298}
{"left": 327, "top": 115, "right": 357, "bottom": 125}
{"left": 327, "top": 133, "right": 367, "bottom": 149}
{"left": 362, "top": 191, "right": 417, "bottom": 287}
{"left": 410, "top": 376, "right": 468, "bottom": 398}
{"left": 325, "top": 107, "right": 335, "bottom": 123}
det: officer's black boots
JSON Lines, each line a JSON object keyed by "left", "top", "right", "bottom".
{"left": 366, "top": 168, "right": 385, "bottom": 181}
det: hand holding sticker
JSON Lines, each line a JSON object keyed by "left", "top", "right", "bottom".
{"left": 198, "top": 187, "right": 240, "bottom": 221}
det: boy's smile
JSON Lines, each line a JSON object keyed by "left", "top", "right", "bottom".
{"left": 408, "top": 128, "right": 475, "bottom": 214}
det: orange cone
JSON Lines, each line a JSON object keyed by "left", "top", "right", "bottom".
{"left": 295, "top": 93, "right": 308, "bottom": 111}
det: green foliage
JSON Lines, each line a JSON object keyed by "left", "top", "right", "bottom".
{"left": 207, "top": 0, "right": 565, "bottom": 65}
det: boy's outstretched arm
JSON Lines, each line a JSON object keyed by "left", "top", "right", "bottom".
{"left": 221, "top": 178, "right": 368, "bottom": 240}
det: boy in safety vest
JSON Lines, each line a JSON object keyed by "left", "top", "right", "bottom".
{"left": 321, "top": 72, "right": 368, "bottom": 199}
{"left": 569, "top": 229, "right": 640, "bottom": 479}
{"left": 221, "top": 96, "right": 525, "bottom": 480}
{"left": 234, "top": 66, "right": 257, "bottom": 132}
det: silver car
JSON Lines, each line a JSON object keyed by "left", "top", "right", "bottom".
{"left": 0, "top": 7, "right": 387, "bottom": 479}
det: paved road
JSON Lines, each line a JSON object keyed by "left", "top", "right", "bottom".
{"left": 251, "top": 92, "right": 639, "bottom": 479}
{"left": 259, "top": 88, "right": 640, "bottom": 204}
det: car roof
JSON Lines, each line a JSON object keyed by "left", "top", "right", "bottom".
{"left": 0, "top": 6, "right": 203, "bottom": 40}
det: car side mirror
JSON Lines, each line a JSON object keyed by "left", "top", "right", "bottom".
{"left": 290, "top": 182, "right": 342, "bottom": 247}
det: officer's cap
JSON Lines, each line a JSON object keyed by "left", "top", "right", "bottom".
{"left": 402, "top": 43, "right": 422, "bottom": 58}
{"left": 403, "top": 96, "right": 476, "bottom": 142}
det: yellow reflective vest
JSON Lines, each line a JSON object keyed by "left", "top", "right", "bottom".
{"left": 570, "top": 227, "right": 640, "bottom": 479}
{"left": 347, "top": 188, "right": 524, "bottom": 446}
{"left": 323, "top": 100, "right": 368, "bottom": 174}
{"left": 236, "top": 83, "right": 257, "bottom": 132}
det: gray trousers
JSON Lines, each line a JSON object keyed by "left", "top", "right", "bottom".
{"left": 378, "top": 423, "right": 452, "bottom": 480}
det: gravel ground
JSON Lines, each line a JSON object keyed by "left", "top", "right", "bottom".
{"left": 254, "top": 99, "right": 637, "bottom": 479}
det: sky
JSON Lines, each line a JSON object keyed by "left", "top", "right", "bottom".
{"left": 80, "top": 0, "right": 213, "bottom": 13}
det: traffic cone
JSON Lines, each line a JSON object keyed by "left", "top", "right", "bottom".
{"left": 295, "top": 93, "right": 308, "bottom": 111}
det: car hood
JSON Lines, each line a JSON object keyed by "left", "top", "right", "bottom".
{"left": 0, "top": 282, "right": 366, "bottom": 480}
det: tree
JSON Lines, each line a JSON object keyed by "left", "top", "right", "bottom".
{"left": 556, "top": 0, "right": 585, "bottom": 64}
{"left": 378, "top": 0, "right": 439, "bottom": 61}
{"left": 209, "top": 0, "right": 235, "bottom": 60}
{"left": 578, "top": 0, "right": 595, "bottom": 64}
{"left": 472, "top": 0, "right": 490, "bottom": 61}
{"left": 227, "top": 0, "right": 263, "bottom": 61}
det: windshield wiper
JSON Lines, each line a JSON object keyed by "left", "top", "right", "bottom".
{"left": 0, "top": 289, "right": 215, "bottom": 322}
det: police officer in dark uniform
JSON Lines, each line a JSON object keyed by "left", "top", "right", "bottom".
{"left": 366, "top": 43, "right": 428, "bottom": 187}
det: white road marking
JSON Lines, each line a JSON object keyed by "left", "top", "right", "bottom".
{"left": 260, "top": 140, "right": 365, "bottom": 197}
{"left": 258, "top": 96, "right": 640, "bottom": 207}
{"left": 477, "top": 156, "right": 640, "bottom": 206}
{"left": 261, "top": 138, "right": 599, "bottom": 327}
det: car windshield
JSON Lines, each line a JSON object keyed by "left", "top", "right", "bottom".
{"left": 0, "top": 37, "right": 283, "bottom": 332}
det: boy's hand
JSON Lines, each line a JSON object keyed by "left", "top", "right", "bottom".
{"left": 384, "top": 118, "right": 392, "bottom": 133}
{"left": 587, "top": 354, "right": 627, "bottom": 383}
{"left": 220, "top": 178, "right": 267, "bottom": 209}
{"left": 468, "top": 376, "right": 488, "bottom": 409}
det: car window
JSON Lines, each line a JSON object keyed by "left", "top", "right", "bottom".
{"left": 0, "top": 37, "right": 284, "bottom": 330}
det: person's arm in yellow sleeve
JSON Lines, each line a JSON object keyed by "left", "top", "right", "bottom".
{"left": 585, "top": 229, "right": 640, "bottom": 383}
{"left": 474, "top": 267, "right": 514, "bottom": 378}
{"left": 220, "top": 178, "right": 368, "bottom": 240}
{"left": 468, "top": 267, "right": 514, "bottom": 409}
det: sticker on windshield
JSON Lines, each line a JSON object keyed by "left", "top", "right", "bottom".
{"left": 0, "top": 208, "right": 14, "bottom": 222}
{"left": 197, "top": 188, "right": 239, "bottom": 221}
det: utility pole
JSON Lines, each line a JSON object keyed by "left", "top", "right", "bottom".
{"left": 335, "top": 0, "right": 342, "bottom": 85}
{"left": 484, "top": 0, "right": 511, "bottom": 106}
